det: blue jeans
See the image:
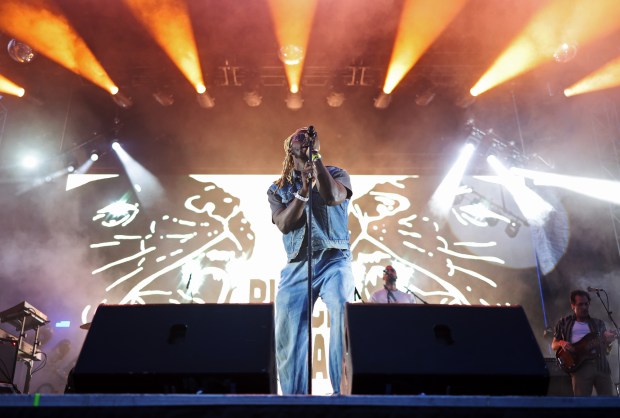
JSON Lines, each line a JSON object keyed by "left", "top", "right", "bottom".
{"left": 275, "top": 248, "right": 354, "bottom": 394}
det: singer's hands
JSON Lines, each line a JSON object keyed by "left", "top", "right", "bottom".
{"left": 300, "top": 160, "right": 316, "bottom": 192}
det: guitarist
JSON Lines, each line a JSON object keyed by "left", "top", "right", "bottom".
{"left": 551, "top": 289, "right": 617, "bottom": 396}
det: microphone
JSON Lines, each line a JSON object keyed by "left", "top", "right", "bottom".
{"left": 587, "top": 286, "right": 604, "bottom": 292}
{"left": 186, "top": 273, "right": 192, "bottom": 291}
{"left": 305, "top": 126, "right": 317, "bottom": 180}
{"left": 307, "top": 125, "right": 317, "bottom": 139}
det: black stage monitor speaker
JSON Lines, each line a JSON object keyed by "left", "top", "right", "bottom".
{"left": 72, "top": 303, "right": 276, "bottom": 394}
{"left": 343, "top": 304, "right": 549, "bottom": 396}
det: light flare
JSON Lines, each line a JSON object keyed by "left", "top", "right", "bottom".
{"left": 0, "top": 73, "right": 25, "bottom": 97}
{"left": 487, "top": 156, "right": 553, "bottom": 226}
{"left": 0, "top": 0, "right": 117, "bottom": 94}
{"left": 123, "top": 0, "right": 205, "bottom": 93}
{"left": 471, "top": 0, "right": 620, "bottom": 96}
{"left": 383, "top": 0, "right": 467, "bottom": 94}
{"left": 428, "top": 143, "right": 475, "bottom": 220}
{"left": 267, "top": 0, "right": 318, "bottom": 93}
{"left": 564, "top": 56, "right": 620, "bottom": 97}
{"left": 512, "top": 167, "right": 620, "bottom": 205}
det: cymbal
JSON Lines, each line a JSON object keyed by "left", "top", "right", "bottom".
{"left": 79, "top": 322, "right": 91, "bottom": 330}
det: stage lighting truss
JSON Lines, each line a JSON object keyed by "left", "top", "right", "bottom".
{"left": 97, "top": 63, "right": 402, "bottom": 111}
{"left": 465, "top": 124, "right": 537, "bottom": 171}
{"left": 453, "top": 188, "right": 529, "bottom": 237}
{"left": 464, "top": 126, "right": 484, "bottom": 149}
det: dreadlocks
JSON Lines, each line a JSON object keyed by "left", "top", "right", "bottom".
{"left": 274, "top": 129, "right": 300, "bottom": 189}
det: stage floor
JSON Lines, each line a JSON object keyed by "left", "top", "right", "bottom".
{"left": 1, "top": 394, "right": 619, "bottom": 418}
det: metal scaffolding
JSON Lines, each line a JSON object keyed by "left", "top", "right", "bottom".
{"left": 590, "top": 100, "right": 620, "bottom": 259}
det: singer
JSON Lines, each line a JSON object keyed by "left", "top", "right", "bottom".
{"left": 267, "top": 126, "right": 354, "bottom": 394}
{"left": 551, "top": 289, "right": 617, "bottom": 396}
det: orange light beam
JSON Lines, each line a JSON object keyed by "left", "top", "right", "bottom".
{"left": 0, "top": 73, "right": 25, "bottom": 97}
{"left": 383, "top": 0, "right": 467, "bottom": 95}
{"left": 267, "top": 0, "right": 318, "bottom": 93}
{"left": 471, "top": 0, "right": 620, "bottom": 97}
{"left": 124, "top": 0, "right": 205, "bottom": 93}
{"left": 564, "top": 56, "right": 620, "bottom": 97}
{"left": 0, "top": 0, "right": 118, "bottom": 94}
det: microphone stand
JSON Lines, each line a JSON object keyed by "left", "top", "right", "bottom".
{"left": 354, "top": 287, "right": 364, "bottom": 302}
{"left": 186, "top": 273, "right": 193, "bottom": 304}
{"left": 305, "top": 129, "right": 317, "bottom": 394}
{"left": 404, "top": 286, "right": 429, "bottom": 304}
{"left": 592, "top": 289, "right": 620, "bottom": 396}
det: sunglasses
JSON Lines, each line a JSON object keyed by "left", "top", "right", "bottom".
{"left": 292, "top": 131, "right": 311, "bottom": 144}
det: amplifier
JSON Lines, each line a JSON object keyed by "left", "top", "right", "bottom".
{"left": 0, "top": 329, "right": 41, "bottom": 361}
{"left": 545, "top": 357, "right": 573, "bottom": 396}
{"left": 0, "top": 338, "right": 17, "bottom": 384}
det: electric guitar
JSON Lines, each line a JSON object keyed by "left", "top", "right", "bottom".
{"left": 556, "top": 330, "right": 618, "bottom": 373}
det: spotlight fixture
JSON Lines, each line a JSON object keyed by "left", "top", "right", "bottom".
{"left": 415, "top": 88, "right": 436, "bottom": 106}
{"left": 410, "top": 78, "right": 436, "bottom": 107}
{"left": 66, "top": 160, "right": 77, "bottom": 173}
{"left": 285, "top": 91, "right": 303, "bottom": 110}
{"left": 7, "top": 39, "right": 35, "bottom": 63}
{"left": 373, "top": 92, "right": 392, "bottom": 109}
{"left": 0, "top": 76, "right": 25, "bottom": 98}
{"left": 23, "top": 91, "right": 43, "bottom": 105}
{"left": 505, "top": 220, "right": 521, "bottom": 238}
{"left": 326, "top": 91, "right": 345, "bottom": 108}
{"left": 111, "top": 140, "right": 121, "bottom": 151}
{"left": 486, "top": 216, "right": 499, "bottom": 227}
{"left": 111, "top": 91, "right": 133, "bottom": 108}
{"left": 243, "top": 90, "right": 262, "bottom": 107}
{"left": 90, "top": 150, "right": 100, "bottom": 162}
{"left": 196, "top": 91, "right": 215, "bottom": 108}
{"left": 21, "top": 154, "right": 39, "bottom": 169}
{"left": 152, "top": 90, "right": 174, "bottom": 106}
{"left": 455, "top": 92, "right": 476, "bottom": 108}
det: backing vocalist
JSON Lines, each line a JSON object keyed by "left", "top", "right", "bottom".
{"left": 267, "top": 126, "right": 354, "bottom": 395}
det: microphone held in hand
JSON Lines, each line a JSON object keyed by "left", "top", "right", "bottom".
{"left": 307, "top": 125, "right": 317, "bottom": 140}
{"left": 587, "top": 286, "right": 604, "bottom": 292}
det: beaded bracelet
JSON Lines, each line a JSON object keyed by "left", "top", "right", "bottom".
{"left": 294, "top": 192, "right": 309, "bottom": 202}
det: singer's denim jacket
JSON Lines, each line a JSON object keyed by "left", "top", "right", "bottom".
{"left": 267, "top": 166, "right": 352, "bottom": 261}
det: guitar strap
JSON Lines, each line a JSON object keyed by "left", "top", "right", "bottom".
{"left": 384, "top": 285, "right": 397, "bottom": 303}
